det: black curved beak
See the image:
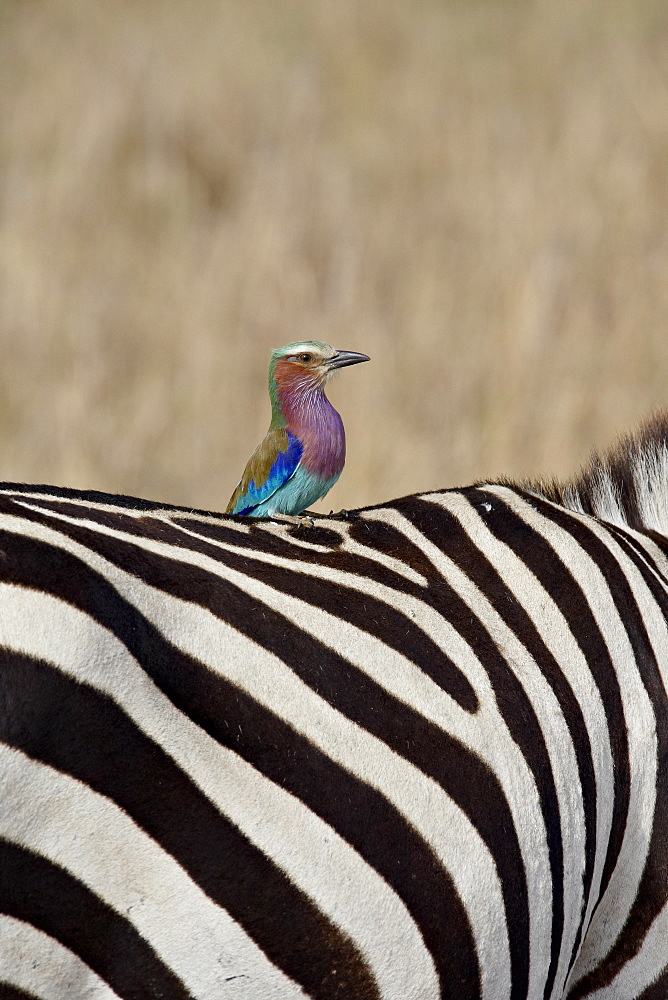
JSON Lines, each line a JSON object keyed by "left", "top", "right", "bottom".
{"left": 326, "top": 350, "right": 370, "bottom": 370}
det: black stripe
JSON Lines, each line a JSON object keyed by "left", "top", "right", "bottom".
{"left": 0, "top": 839, "right": 190, "bottom": 1000}
{"left": 0, "top": 651, "right": 381, "bottom": 1000}
{"left": 0, "top": 984, "right": 43, "bottom": 1000}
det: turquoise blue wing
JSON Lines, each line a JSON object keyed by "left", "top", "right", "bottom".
{"left": 227, "top": 430, "right": 303, "bottom": 515}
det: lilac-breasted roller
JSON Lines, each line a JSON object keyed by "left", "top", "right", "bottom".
{"left": 226, "top": 341, "right": 369, "bottom": 517}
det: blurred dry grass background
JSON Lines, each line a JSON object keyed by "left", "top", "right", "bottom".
{"left": 1, "top": 0, "right": 668, "bottom": 512}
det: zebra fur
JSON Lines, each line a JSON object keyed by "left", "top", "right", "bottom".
{"left": 1, "top": 416, "right": 668, "bottom": 999}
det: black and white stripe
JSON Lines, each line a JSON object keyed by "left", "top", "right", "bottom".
{"left": 1, "top": 417, "right": 668, "bottom": 999}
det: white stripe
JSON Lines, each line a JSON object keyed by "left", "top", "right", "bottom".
{"left": 0, "top": 915, "right": 121, "bottom": 1000}
{"left": 0, "top": 744, "right": 306, "bottom": 1000}
{"left": 0, "top": 583, "right": 438, "bottom": 1000}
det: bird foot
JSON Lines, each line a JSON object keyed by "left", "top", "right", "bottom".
{"left": 270, "top": 513, "right": 315, "bottom": 528}
{"left": 328, "top": 508, "right": 352, "bottom": 521}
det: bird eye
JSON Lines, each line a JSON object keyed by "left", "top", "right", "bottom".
{"left": 299, "top": 353, "right": 312, "bottom": 362}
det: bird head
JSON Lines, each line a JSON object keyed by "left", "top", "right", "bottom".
{"left": 269, "top": 341, "right": 370, "bottom": 395}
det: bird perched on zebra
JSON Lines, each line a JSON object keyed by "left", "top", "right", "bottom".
{"left": 226, "top": 340, "right": 369, "bottom": 518}
{"left": 4, "top": 414, "right": 668, "bottom": 997}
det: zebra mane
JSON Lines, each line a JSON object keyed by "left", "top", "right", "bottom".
{"left": 525, "top": 411, "right": 668, "bottom": 537}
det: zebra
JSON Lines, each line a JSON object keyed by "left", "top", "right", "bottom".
{"left": 1, "top": 415, "right": 668, "bottom": 1000}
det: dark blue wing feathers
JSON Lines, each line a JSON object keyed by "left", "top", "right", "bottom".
{"left": 234, "top": 431, "right": 303, "bottom": 514}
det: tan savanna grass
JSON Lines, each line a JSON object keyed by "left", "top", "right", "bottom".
{"left": 1, "top": 0, "right": 668, "bottom": 512}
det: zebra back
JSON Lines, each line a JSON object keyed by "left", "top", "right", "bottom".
{"left": 1, "top": 417, "right": 668, "bottom": 1000}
